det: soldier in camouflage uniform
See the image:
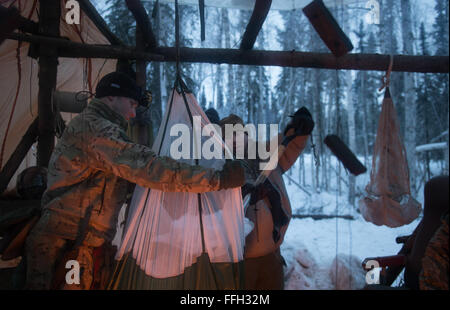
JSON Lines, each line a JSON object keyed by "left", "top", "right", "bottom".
{"left": 25, "top": 72, "right": 245, "bottom": 290}
{"left": 219, "top": 107, "right": 314, "bottom": 290}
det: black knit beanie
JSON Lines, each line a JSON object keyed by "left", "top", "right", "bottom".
{"left": 95, "top": 71, "right": 143, "bottom": 104}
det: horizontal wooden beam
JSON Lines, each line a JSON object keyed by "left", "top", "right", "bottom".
{"left": 153, "top": 47, "right": 449, "bottom": 74}
{"left": 240, "top": 0, "right": 272, "bottom": 50}
{"left": 7, "top": 32, "right": 163, "bottom": 62}
{"left": 7, "top": 33, "right": 449, "bottom": 73}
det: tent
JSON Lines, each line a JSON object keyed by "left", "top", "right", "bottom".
{"left": 0, "top": 0, "right": 117, "bottom": 193}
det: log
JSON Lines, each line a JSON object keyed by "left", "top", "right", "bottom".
{"left": 291, "top": 214, "right": 355, "bottom": 220}
{"left": 6, "top": 33, "right": 449, "bottom": 73}
{"left": 37, "top": 0, "right": 60, "bottom": 167}
{"left": 0, "top": 6, "right": 39, "bottom": 36}
{"left": 0, "top": 6, "right": 23, "bottom": 45}
{"left": 0, "top": 119, "right": 39, "bottom": 196}
{"left": 6, "top": 33, "right": 163, "bottom": 62}
{"left": 240, "top": 0, "right": 272, "bottom": 50}
{"left": 125, "top": 0, "right": 157, "bottom": 49}
{"left": 77, "top": 0, "right": 123, "bottom": 46}
{"left": 303, "top": 0, "right": 353, "bottom": 57}
{"left": 415, "top": 142, "right": 447, "bottom": 153}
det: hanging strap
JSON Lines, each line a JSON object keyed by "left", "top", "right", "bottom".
{"left": 379, "top": 54, "right": 394, "bottom": 92}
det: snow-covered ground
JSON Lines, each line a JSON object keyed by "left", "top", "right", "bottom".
{"left": 280, "top": 154, "right": 424, "bottom": 290}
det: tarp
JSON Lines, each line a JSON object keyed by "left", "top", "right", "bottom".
{"left": 0, "top": 0, "right": 116, "bottom": 192}
{"left": 111, "top": 85, "right": 245, "bottom": 289}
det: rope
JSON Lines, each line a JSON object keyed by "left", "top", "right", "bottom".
{"left": 379, "top": 54, "right": 394, "bottom": 92}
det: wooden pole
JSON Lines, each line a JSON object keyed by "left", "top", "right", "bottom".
{"left": 7, "top": 33, "right": 449, "bottom": 74}
{"left": 0, "top": 119, "right": 39, "bottom": 195}
{"left": 37, "top": 0, "right": 60, "bottom": 167}
{"left": 0, "top": 7, "right": 39, "bottom": 35}
{"left": 125, "top": 0, "right": 157, "bottom": 49}
{"left": 77, "top": 0, "right": 123, "bottom": 46}
{"left": 0, "top": 6, "right": 22, "bottom": 45}
{"left": 134, "top": 27, "right": 152, "bottom": 146}
{"left": 240, "top": 0, "right": 272, "bottom": 50}
{"left": 7, "top": 33, "right": 163, "bottom": 62}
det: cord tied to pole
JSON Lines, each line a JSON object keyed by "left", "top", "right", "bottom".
{"left": 379, "top": 54, "right": 394, "bottom": 92}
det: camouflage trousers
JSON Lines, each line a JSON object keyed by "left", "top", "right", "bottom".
{"left": 25, "top": 219, "right": 104, "bottom": 290}
{"left": 244, "top": 249, "right": 285, "bottom": 290}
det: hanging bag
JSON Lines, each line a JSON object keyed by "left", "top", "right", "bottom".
{"left": 359, "top": 87, "right": 421, "bottom": 227}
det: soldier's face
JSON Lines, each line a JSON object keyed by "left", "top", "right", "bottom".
{"left": 110, "top": 97, "right": 138, "bottom": 120}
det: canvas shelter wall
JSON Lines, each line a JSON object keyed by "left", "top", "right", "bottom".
{"left": 0, "top": 0, "right": 117, "bottom": 193}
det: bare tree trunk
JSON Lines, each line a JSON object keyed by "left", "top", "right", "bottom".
{"left": 223, "top": 10, "right": 235, "bottom": 111}
{"left": 347, "top": 71, "right": 356, "bottom": 206}
{"left": 313, "top": 69, "right": 322, "bottom": 193}
{"left": 401, "top": 0, "right": 418, "bottom": 196}
{"left": 360, "top": 73, "right": 370, "bottom": 167}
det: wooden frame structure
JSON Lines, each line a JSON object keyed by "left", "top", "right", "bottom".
{"left": 0, "top": 0, "right": 449, "bottom": 195}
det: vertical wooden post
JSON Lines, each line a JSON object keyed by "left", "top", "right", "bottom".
{"left": 134, "top": 27, "right": 153, "bottom": 146}
{"left": 37, "top": 0, "right": 60, "bottom": 167}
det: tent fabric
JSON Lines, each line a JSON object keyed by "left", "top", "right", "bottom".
{"left": 112, "top": 87, "right": 245, "bottom": 289}
{"left": 359, "top": 87, "right": 421, "bottom": 228}
{"left": 0, "top": 0, "right": 116, "bottom": 192}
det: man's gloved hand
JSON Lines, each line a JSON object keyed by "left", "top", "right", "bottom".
{"left": 284, "top": 106, "right": 315, "bottom": 136}
{"left": 219, "top": 160, "right": 245, "bottom": 190}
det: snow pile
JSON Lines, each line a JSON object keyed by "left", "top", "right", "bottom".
{"left": 281, "top": 154, "right": 424, "bottom": 290}
{"left": 329, "top": 254, "right": 366, "bottom": 290}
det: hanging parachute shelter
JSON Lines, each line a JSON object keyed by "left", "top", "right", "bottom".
{"left": 0, "top": 0, "right": 449, "bottom": 289}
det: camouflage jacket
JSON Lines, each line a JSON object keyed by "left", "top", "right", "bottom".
{"left": 243, "top": 132, "right": 309, "bottom": 259}
{"left": 39, "top": 98, "right": 221, "bottom": 244}
{"left": 420, "top": 213, "right": 449, "bottom": 290}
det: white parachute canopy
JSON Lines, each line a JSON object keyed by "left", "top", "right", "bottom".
{"left": 115, "top": 86, "right": 246, "bottom": 278}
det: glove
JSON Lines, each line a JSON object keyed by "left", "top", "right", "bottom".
{"left": 284, "top": 106, "right": 315, "bottom": 136}
{"left": 219, "top": 160, "right": 245, "bottom": 190}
